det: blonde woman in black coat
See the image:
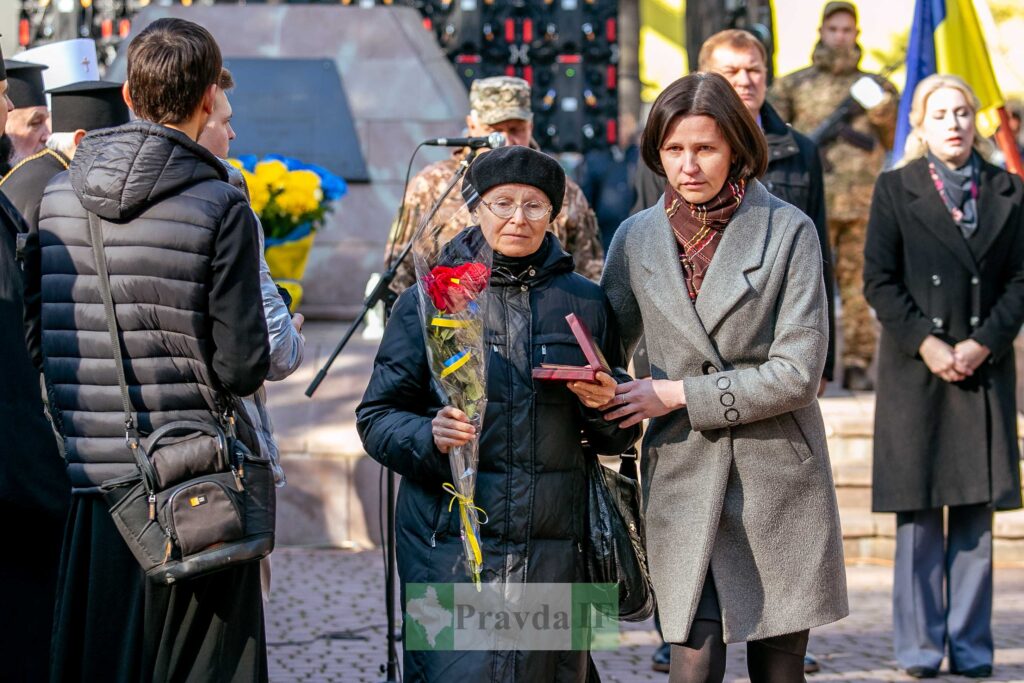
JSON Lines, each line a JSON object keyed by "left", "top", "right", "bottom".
{"left": 864, "top": 74, "right": 1024, "bottom": 679}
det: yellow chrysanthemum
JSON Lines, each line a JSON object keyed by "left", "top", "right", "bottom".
{"left": 289, "top": 169, "right": 321, "bottom": 188}
{"left": 226, "top": 158, "right": 244, "bottom": 171}
{"left": 243, "top": 169, "right": 270, "bottom": 214}
{"left": 254, "top": 160, "right": 289, "bottom": 190}
{"left": 274, "top": 170, "right": 322, "bottom": 219}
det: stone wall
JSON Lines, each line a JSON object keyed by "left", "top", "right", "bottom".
{"left": 109, "top": 5, "right": 470, "bottom": 318}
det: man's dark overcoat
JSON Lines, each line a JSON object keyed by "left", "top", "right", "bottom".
{"left": 0, "top": 148, "right": 71, "bottom": 366}
{"left": 0, "top": 190, "right": 69, "bottom": 682}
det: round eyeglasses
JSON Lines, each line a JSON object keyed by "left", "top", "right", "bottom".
{"left": 480, "top": 197, "right": 552, "bottom": 221}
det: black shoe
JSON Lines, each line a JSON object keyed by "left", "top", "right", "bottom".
{"left": 954, "top": 665, "right": 993, "bottom": 678}
{"left": 842, "top": 365, "right": 874, "bottom": 391}
{"left": 905, "top": 666, "right": 939, "bottom": 678}
{"left": 652, "top": 642, "right": 671, "bottom": 673}
{"left": 804, "top": 654, "right": 820, "bottom": 674}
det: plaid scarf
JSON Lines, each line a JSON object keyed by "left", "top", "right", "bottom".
{"left": 665, "top": 178, "right": 746, "bottom": 300}
{"left": 926, "top": 151, "right": 979, "bottom": 238}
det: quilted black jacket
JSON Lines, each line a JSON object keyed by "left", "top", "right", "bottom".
{"left": 31, "top": 121, "right": 269, "bottom": 492}
{"left": 357, "top": 229, "right": 639, "bottom": 682}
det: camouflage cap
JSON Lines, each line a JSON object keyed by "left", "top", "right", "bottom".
{"left": 822, "top": 1, "right": 857, "bottom": 22}
{"left": 469, "top": 76, "right": 533, "bottom": 125}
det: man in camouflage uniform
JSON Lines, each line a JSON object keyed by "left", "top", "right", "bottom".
{"left": 769, "top": 1, "right": 898, "bottom": 391}
{"left": 386, "top": 76, "right": 602, "bottom": 293}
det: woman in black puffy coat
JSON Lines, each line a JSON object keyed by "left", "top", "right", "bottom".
{"left": 357, "top": 146, "right": 639, "bottom": 682}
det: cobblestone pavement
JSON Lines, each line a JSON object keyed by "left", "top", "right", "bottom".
{"left": 266, "top": 549, "right": 1024, "bottom": 683}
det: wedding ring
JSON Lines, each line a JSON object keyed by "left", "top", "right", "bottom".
{"left": 619, "top": 395, "right": 626, "bottom": 405}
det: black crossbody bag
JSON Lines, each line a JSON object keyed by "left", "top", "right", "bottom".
{"left": 87, "top": 212, "right": 275, "bottom": 585}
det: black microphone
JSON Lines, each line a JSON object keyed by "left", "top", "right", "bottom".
{"left": 423, "top": 132, "right": 507, "bottom": 149}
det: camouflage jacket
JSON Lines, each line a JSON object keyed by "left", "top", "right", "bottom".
{"left": 386, "top": 151, "right": 603, "bottom": 293}
{"left": 769, "top": 43, "right": 899, "bottom": 221}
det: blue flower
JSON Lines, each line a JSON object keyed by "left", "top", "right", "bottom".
{"left": 235, "top": 154, "right": 258, "bottom": 172}
{"left": 264, "top": 154, "right": 348, "bottom": 202}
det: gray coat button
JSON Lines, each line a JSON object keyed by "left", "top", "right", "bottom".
{"left": 702, "top": 361, "right": 718, "bottom": 375}
{"left": 971, "top": 276, "right": 980, "bottom": 286}
{"left": 931, "top": 274, "right": 941, "bottom": 286}
{"left": 970, "top": 316, "right": 980, "bottom": 326}
{"left": 724, "top": 408, "right": 740, "bottom": 422}
{"left": 720, "top": 392, "right": 735, "bottom": 407}
{"left": 716, "top": 376, "right": 731, "bottom": 390}
{"left": 932, "top": 317, "right": 943, "bottom": 328}
{"left": 520, "top": 284, "right": 529, "bottom": 292}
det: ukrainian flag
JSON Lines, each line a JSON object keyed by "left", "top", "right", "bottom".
{"left": 893, "top": 0, "right": 1004, "bottom": 164}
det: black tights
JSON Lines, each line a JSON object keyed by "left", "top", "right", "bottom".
{"left": 668, "top": 619, "right": 809, "bottom": 683}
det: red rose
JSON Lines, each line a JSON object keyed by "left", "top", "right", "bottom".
{"left": 458, "top": 263, "right": 490, "bottom": 294}
{"left": 423, "top": 265, "right": 453, "bottom": 310}
{"left": 423, "top": 262, "right": 491, "bottom": 313}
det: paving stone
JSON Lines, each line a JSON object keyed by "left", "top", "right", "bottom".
{"left": 265, "top": 550, "right": 1024, "bottom": 682}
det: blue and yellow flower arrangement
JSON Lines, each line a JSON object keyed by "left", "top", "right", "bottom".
{"left": 227, "top": 154, "right": 347, "bottom": 309}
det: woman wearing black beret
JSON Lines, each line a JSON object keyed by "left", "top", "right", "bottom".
{"left": 358, "top": 145, "right": 640, "bottom": 681}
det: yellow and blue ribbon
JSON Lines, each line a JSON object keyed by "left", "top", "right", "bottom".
{"left": 440, "top": 350, "right": 471, "bottom": 378}
{"left": 431, "top": 317, "right": 470, "bottom": 329}
{"left": 443, "top": 482, "right": 488, "bottom": 589}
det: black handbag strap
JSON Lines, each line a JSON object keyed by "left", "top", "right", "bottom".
{"left": 581, "top": 438, "right": 639, "bottom": 481}
{"left": 86, "top": 211, "right": 138, "bottom": 440}
{"left": 618, "top": 447, "right": 639, "bottom": 481}
{"left": 87, "top": 212, "right": 162, "bottom": 491}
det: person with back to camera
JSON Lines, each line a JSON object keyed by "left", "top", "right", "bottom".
{"left": 35, "top": 18, "right": 271, "bottom": 681}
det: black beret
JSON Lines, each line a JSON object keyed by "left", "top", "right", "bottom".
{"left": 4, "top": 60, "right": 48, "bottom": 108}
{"left": 467, "top": 145, "right": 566, "bottom": 218}
{"left": 49, "top": 80, "right": 130, "bottom": 132}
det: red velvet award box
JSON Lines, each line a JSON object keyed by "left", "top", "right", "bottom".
{"left": 531, "top": 313, "right": 611, "bottom": 382}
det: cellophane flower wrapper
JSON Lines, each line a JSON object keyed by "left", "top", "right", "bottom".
{"left": 412, "top": 210, "right": 492, "bottom": 588}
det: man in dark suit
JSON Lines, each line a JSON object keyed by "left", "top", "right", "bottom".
{"left": 632, "top": 30, "right": 835, "bottom": 396}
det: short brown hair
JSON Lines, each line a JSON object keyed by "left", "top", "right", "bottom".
{"left": 219, "top": 68, "right": 234, "bottom": 91}
{"left": 697, "top": 29, "right": 767, "bottom": 71}
{"left": 641, "top": 72, "right": 768, "bottom": 181}
{"left": 127, "top": 18, "right": 222, "bottom": 125}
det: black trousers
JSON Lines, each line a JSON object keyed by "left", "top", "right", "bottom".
{"left": 0, "top": 503, "right": 66, "bottom": 682}
{"left": 49, "top": 495, "right": 268, "bottom": 683}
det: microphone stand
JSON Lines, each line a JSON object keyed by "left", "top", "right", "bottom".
{"left": 305, "top": 147, "right": 479, "bottom": 683}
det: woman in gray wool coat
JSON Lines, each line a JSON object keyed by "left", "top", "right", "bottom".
{"left": 601, "top": 72, "right": 848, "bottom": 682}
